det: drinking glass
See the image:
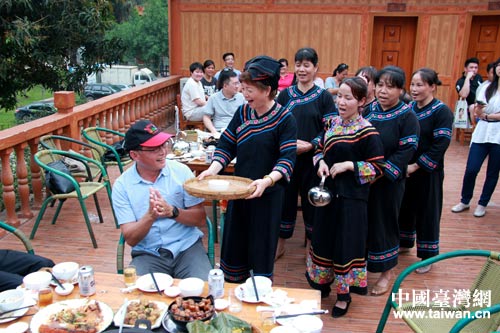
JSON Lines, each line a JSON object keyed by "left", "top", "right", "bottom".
{"left": 38, "top": 287, "right": 53, "bottom": 307}
{"left": 124, "top": 265, "right": 137, "bottom": 287}
{"left": 260, "top": 311, "right": 275, "bottom": 333}
{"left": 228, "top": 288, "right": 242, "bottom": 313}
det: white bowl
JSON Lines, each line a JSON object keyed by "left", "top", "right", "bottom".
{"left": 22, "top": 271, "right": 52, "bottom": 291}
{"left": 245, "top": 276, "right": 273, "bottom": 298}
{"left": 291, "top": 315, "right": 323, "bottom": 333}
{"left": 54, "top": 283, "right": 74, "bottom": 296}
{"left": 208, "top": 179, "right": 229, "bottom": 191}
{"left": 52, "top": 262, "right": 79, "bottom": 281}
{"left": 164, "top": 286, "right": 181, "bottom": 298}
{"left": 191, "top": 150, "right": 204, "bottom": 158}
{"left": 0, "top": 289, "right": 24, "bottom": 312}
{"left": 214, "top": 298, "right": 229, "bottom": 311}
{"left": 178, "top": 277, "right": 205, "bottom": 297}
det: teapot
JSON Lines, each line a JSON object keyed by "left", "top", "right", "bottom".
{"left": 171, "top": 133, "right": 190, "bottom": 156}
{"left": 307, "top": 175, "right": 332, "bottom": 207}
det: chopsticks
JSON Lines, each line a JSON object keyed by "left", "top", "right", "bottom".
{"left": 274, "top": 310, "right": 329, "bottom": 319}
{"left": 249, "top": 269, "right": 259, "bottom": 302}
{"left": 149, "top": 270, "right": 163, "bottom": 296}
{"left": 0, "top": 313, "right": 35, "bottom": 320}
{"left": 0, "top": 305, "right": 34, "bottom": 317}
{"left": 46, "top": 268, "right": 65, "bottom": 290}
{"left": 118, "top": 298, "right": 128, "bottom": 333}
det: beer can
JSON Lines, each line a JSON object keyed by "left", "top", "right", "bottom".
{"left": 208, "top": 268, "right": 224, "bottom": 299}
{"left": 205, "top": 146, "right": 215, "bottom": 164}
{"left": 78, "top": 265, "right": 96, "bottom": 296}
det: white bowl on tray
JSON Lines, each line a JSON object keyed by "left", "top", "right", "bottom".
{"left": 208, "top": 179, "right": 229, "bottom": 191}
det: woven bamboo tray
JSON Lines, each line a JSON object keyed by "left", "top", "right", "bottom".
{"left": 183, "top": 175, "right": 255, "bottom": 200}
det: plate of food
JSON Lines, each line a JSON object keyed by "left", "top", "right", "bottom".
{"left": 234, "top": 284, "right": 273, "bottom": 304}
{"left": 30, "top": 299, "right": 113, "bottom": 333}
{"left": 113, "top": 299, "right": 167, "bottom": 329}
{"left": 136, "top": 273, "right": 173, "bottom": 293}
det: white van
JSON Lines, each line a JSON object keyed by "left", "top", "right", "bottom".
{"left": 134, "top": 68, "right": 157, "bottom": 85}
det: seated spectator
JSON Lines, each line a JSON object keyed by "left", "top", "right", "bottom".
{"left": 182, "top": 62, "right": 207, "bottom": 121}
{"left": 325, "top": 63, "right": 349, "bottom": 100}
{"left": 203, "top": 70, "right": 245, "bottom": 135}
{"left": 201, "top": 59, "right": 218, "bottom": 99}
{"left": 214, "top": 52, "right": 242, "bottom": 79}
{"left": 278, "top": 58, "right": 294, "bottom": 91}
{"left": 112, "top": 120, "right": 212, "bottom": 280}
{"left": 0, "top": 250, "right": 55, "bottom": 291}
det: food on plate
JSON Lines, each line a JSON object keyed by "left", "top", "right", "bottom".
{"left": 38, "top": 300, "right": 103, "bottom": 333}
{"left": 123, "top": 299, "right": 162, "bottom": 326}
{"left": 169, "top": 296, "right": 214, "bottom": 321}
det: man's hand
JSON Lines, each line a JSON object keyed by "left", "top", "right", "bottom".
{"left": 149, "top": 188, "right": 174, "bottom": 218}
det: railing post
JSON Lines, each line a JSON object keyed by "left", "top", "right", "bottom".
{"left": 54, "top": 91, "right": 80, "bottom": 144}
{"left": 15, "top": 144, "right": 33, "bottom": 219}
{"left": 1, "top": 148, "right": 20, "bottom": 227}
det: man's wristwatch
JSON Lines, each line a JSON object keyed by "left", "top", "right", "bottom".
{"left": 170, "top": 206, "right": 179, "bottom": 218}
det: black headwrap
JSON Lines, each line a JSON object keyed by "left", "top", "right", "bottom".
{"left": 243, "top": 55, "right": 282, "bottom": 91}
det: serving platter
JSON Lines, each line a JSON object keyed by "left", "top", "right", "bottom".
{"left": 183, "top": 175, "right": 255, "bottom": 200}
{"left": 30, "top": 299, "right": 113, "bottom": 333}
{"left": 113, "top": 299, "right": 168, "bottom": 329}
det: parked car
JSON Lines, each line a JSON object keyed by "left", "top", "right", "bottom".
{"left": 15, "top": 102, "right": 57, "bottom": 121}
{"left": 84, "top": 83, "right": 123, "bottom": 101}
{"left": 114, "top": 84, "right": 134, "bottom": 90}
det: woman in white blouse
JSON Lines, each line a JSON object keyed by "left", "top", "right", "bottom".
{"left": 452, "top": 58, "right": 500, "bottom": 218}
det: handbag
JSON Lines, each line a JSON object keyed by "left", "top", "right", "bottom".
{"left": 103, "top": 139, "right": 126, "bottom": 161}
{"left": 454, "top": 98, "right": 469, "bottom": 129}
{"left": 45, "top": 160, "right": 76, "bottom": 194}
{"left": 62, "top": 150, "right": 87, "bottom": 173}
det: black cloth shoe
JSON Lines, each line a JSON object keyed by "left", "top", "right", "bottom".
{"left": 350, "top": 286, "right": 368, "bottom": 295}
{"left": 332, "top": 299, "right": 351, "bottom": 318}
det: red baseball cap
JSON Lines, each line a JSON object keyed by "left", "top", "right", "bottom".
{"left": 123, "top": 120, "right": 173, "bottom": 151}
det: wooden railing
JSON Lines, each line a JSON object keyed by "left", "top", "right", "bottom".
{"left": 0, "top": 76, "right": 181, "bottom": 230}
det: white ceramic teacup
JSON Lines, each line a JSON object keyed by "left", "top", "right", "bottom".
{"left": 244, "top": 276, "right": 272, "bottom": 299}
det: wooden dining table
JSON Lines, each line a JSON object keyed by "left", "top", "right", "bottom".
{"left": 1, "top": 272, "right": 321, "bottom": 332}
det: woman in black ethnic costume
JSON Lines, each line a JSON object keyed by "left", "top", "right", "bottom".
{"left": 364, "top": 66, "right": 420, "bottom": 296}
{"left": 398, "top": 68, "right": 453, "bottom": 273}
{"left": 356, "top": 66, "right": 378, "bottom": 115}
{"left": 275, "top": 47, "right": 337, "bottom": 259}
{"left": 198, "top": 56, "right": 297, "bottom": 282}
{"left": 305, "top": 77, "right": 385, "bottom": 317}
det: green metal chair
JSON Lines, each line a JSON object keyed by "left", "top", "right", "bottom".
{"left": 116, "top": 217, "right": 215, "bottom": 274}
{"left": 31, "top": 149, "right": 119, "bottom": 248}
{"left": 377, "top": 249, "right": 500, "bottom": 333}
{"left": 39, "top": 134, "right": 103, "bottom": 181}
{"left": 81, "top": 127, "right": 133, "bottom": 174}
{"left": 0, "top": 221, "right": 34, "bottom": 254}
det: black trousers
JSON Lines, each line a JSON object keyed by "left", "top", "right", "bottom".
{"left": 0, "top": 249, "right": 55, "bottom": 291}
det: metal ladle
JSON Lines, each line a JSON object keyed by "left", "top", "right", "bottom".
{"left": 307, "top": 175, "right": 332, "bottom": 207}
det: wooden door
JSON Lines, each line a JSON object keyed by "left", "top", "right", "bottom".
{"left": 371, "top": 17, "right": 418, "bottom": 88}
{"left": 467, "top": 15, "right": 500, "bottom": 79}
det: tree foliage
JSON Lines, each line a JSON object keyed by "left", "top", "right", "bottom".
{"left": 106, "top": 0, "right": 168, "bottom": 74}
{"left": 0, "top": 0, "right": 125, "bottom": 110}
